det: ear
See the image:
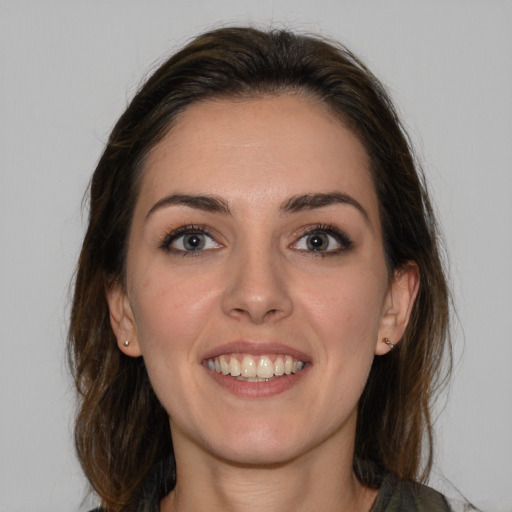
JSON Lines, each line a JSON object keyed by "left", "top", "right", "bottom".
{"left": 105, "top": 282, "right": 143, "bottom": 357}
{"left": 375, "top": 262, "right": 420, "bottom": 355}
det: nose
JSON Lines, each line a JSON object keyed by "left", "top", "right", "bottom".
{"left": 221, "top": 243, "right": 293, "bottom": 324}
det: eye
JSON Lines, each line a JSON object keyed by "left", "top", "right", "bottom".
{"left": 291, "top": 226, "right": 353, "bottom": 255}
{"left": 160, "top": 226, "right": 222, "bottom": 255}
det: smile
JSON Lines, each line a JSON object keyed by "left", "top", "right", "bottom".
{"left": 206, "top": 354, "right": 306, "bottom": 381}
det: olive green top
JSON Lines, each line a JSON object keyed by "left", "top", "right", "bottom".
{"left": 371, "top": 470, "right": 451, "bottom": 511}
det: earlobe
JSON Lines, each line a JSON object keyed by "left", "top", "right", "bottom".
{"left": 375, "top": 262, "right": 420, "bottom": 355}
{"left": 105, "top": 282, "right": 143, "bottom": 357}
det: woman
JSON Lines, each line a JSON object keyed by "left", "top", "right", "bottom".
{"left": 69, "top": 27, "right": 454, "bottom": 511}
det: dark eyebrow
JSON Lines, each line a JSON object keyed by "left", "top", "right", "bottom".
{"left": 280, "top": 192, "right": 370, "bottom": 224}
{"left": 146, "top": 194, "right": 231, "bottom": 219}
{"left": 146, "top": 192, "right": 370, "bottom": 225}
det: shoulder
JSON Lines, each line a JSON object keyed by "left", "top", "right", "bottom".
{"left": 372, "top": 472, "right": 452, "bottom": 512}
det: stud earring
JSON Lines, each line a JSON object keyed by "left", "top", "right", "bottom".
{"left": 384, "top": 337, "right": 394, "bottom": 350}
{"left": 123, "top": 340, "right": 130, "bottom": 347}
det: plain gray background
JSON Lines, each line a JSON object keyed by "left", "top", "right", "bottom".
{"left": 1, "top": 1, "right": 511, "bottom": 511}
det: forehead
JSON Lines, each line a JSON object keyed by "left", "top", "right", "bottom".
{"left": 138, "top": 94, "right": 378, "bottom": 221}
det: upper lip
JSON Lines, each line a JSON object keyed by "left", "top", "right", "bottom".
{"left": 200, "top": 341, "right": 311, "bottom": 363}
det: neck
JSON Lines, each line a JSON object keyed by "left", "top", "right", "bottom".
{"left": 161, "top": 426, "right": 377, "bottom": 512}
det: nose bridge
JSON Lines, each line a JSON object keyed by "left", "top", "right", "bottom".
{"left": 221, "top": 231, "right": 292, "bottom": 323}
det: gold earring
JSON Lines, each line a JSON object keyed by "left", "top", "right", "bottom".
{"left": 384, "top": 337, "right": 394, "bottom": 350}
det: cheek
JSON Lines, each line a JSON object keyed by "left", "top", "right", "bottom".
{"left": 128, "top": 275, "right": 218, "bottom": 411}
{"left": 297, "top": 269, "right": 385, "bottom": 418}
{"left": 300, "top": 268, "right": 387, "bottom": 347}
{"left": 131, "top": 268, "right": 216, "bottom": 347}
{"left": 128, "top": 274, "right": 215, "bottom": 415}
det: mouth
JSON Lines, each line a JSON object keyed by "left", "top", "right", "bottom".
{"left": 201, "top": 342, "right": 310, "bottom": 397}
{"left": 205, "top": 353, "right": 306, "bottom": 382}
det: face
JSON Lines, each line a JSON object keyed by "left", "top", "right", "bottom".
{"left": 108, "top": 94, "right": 418, "bottom": 467}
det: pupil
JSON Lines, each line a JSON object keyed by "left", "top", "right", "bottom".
{"left": 308, "top": 234, "right": 327, "bottom": 250}
{"left": 184, "top": 234, "right": 204, "bottom": 250}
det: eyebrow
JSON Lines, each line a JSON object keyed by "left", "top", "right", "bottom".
{"left": 146, "top": 191, "right": 370, "bottom": 225}
{"left": 146, "top": 193, "right": 231, "bottom": 219}
{"left": 280, "top": 192, "right": 370, "bottom": 224}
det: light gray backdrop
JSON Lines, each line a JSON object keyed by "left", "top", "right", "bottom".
{"left": 1, "top": 1, "right": 511, "bottom": 511}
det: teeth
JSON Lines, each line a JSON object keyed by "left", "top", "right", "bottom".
{"left": 207, "top": 353, "right": 306, "bottom": 380}
{"left": 284, "top": 355, "right": 293, "bottom": 375}
{"left": 292, "top": 361, "right": 303, "bottom": 373}
{"left": 219, "top": 355, "right": 229, "bottom": 375}
{"left": 257, "top": 356, "right": 274, "bottom": 378}
{"left": 229, "top": 357, "right": 241, "bottom": 376}
{"left": 274, "top": 356, "right": 285, "bottom": 376}
{"left": 241, "top": 355, "right": 257, "bottom": 378}
{"left": 236, "top": 376, "right": 272, "bottom": 382}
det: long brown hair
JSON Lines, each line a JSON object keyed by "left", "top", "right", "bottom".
{"left": 68, "top": 26, "right": 451, "bottom": 511}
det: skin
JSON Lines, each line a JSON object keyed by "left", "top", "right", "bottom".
{"left": 107, "top": 94, "right": 419, "bottom": 512}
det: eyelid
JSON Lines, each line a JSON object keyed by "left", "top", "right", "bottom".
{"left": 291, "top": 224, "right": 354, "bottom": 254}
{"left": 159, "top": 224, "right": 222, "bottom": 255}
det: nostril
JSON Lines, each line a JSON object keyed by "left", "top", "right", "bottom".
{"left": 221, "top": 271, "right": 293, "bottom": 323}
{"left": 228, "top": 306, "right": 281, "bottom": 323}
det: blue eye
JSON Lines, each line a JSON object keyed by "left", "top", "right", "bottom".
{"left": 161, "top": 226, "right": 222, "bottom": 255}
{"left": 292, "top": 226, "right": 353, "bottom": 254}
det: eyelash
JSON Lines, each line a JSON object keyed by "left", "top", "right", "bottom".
{"left": 158, "top": 223, "right": 354, "bottom": 257}
{"left": 159, "top": 224, "right": 219, "bottom": 257}
{"left": 293, "top": 224, "right": 354, "bottom": 257}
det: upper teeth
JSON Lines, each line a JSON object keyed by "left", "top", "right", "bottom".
{"left": 207, "top": 354, "right": 305, "bottom": 379}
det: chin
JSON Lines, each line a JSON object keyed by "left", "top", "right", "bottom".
{"left": 213, "top": 442, "right": 302, "bottom": 467}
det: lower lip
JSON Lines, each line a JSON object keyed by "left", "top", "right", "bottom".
{"left": 204, "top": 365, "right": 309, "bottom": 398}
